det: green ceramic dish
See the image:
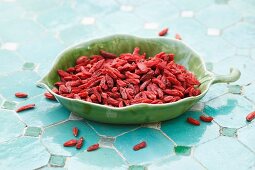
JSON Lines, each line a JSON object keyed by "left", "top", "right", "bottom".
{"left": 37, "top": 35, "right": 240, "bottom": 124}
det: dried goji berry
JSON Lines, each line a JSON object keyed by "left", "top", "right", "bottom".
{"left": 76, "top": 137, "right": 84, "bottom": 149}
{"left": 72, "top": 127, "right": 79, "bottom": 137}
{"left": 16, "top": 104, "right": 35, "bottom": 113}
{"left": 76, "top": 56, "right": 89, "bottom": 65}
{"left": 87, "top": 143, "right": 99, "bottom": 152}
{"left": 15, "top": 92, "right": 28, "bottom": 98}
{"left": 100, "top": 50, "right": 117, "bottom": 59}
{"left": 175, "top": 33, "right": 182, "bottom": 40}
{"left": 63, "top": 139, "right": 77, "bottom": 147}
{"left": 200, "top": 115, "right": 213, "bottom": 122}
{"left": 158, "top": 28, "right": 168, "bottom": 36}
{"left": 44, "top": 92, "right": 56, "bottom": 100}
{"left": 187, "top": 117, "right": 200, "bottom": 126}
{"left": 246, "top": 111, "right": 255, "bottom": 122}
{"left": 133, "top": 141, "right": 147, "bottom": 151}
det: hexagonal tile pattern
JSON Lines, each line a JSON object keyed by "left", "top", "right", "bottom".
{"left": 115, "top": 128, "right": 175, "bottom": 164}
{"left": 0, "top": 50, "right": 23, "bottom": 75}
{"left": 148, "top": 155, "right": 204, "bottom": 170}
{"left": 75, "top": 0, "right": 119, "bottom": 17}
{"left": 238, "top": 123, "right": 255, "bottom": 152}
{"left": 42, "top": 120, "right": 99, "bottom": 156}
{"left": 223, "top": 22, "right": 255, "bottom": 48}
{"left": 17, "top": 0, "right": 59, "bottom": 12}
{"left": 0, "top": 71, "right": 43, "bottom": 102}
{"left": 0, "top": 19, "right": 44, "bottom": 43}
{"left": 1, "top": 100, "right": 17, "bottom": 110}
{"left": 36, "top": 5, "right": 77, "bottom": 31}
{"left": 204, "top": 94, "right": 254, "bottom": 128}
{"left": 0, "top": 2, "right": 24, "bottom": 21}
{"left": 41, "top": 167, "right": 66, "bottom": 170}
{"left": 68, "top": 148, "right": 127, "bottom": 170}
{"left": 214, "top": 56, "right": 255, "bottom": 85}
{"left": 193, "top": 36, "right": 236, "bottom": 63}
{"left": 0, "top": 136, "right": 50, "bottom": 169}
{"left": 25, "top": 127, "right": 42, "bottom": 137}
{"left": 170, "top": 0, "right": 214, "bottom": 10}
{"left": 229, "top": 0, "right": 255, "bottom": 17}
{"left": 133, "top": 0, "right": 179, "bottom": 22}
{"left": 59, "top": 24, "right": 98, "bottom": 46}
{"left": 86, "top": 120, "right": 138, "bottom": 137}
{"left": 161, "top": 111, "right": 220, "bottom": 146}
{"left": 98, "top": 11, "right": 144, "bottom": 34}
{"left": 49, "top": 155, "right": 66, "bottom": 167}
{"left": 162, "top": 18, "right": 207, "bottom": 46}
{"left": 0, "top": 109, "right": 25, "bottom": 143}
{"left": 243, "top": 83, "right": 255, "bottom": 103}
{"left": 196, "top": 5, "right": 241, "bottom": 29}
{"left": 17, "top": 95, "right": 70, "bottom": 127}
{"left": 17, "top": 33, "right": 65, "bottom": 76}
{"left": 194, "top": 136, "right": 255, "bottom": 170}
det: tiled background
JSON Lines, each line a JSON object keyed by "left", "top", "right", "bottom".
{"left": 0, "top": 0, "right": 255, "bottom": 169}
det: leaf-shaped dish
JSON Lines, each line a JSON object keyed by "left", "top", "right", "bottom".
{"left": 37, "top": 35, "right": 240, "bottom": 124}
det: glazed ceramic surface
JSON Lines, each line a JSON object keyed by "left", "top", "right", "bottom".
{"left": 38, "top": 35, "right": 240, "bottom": 124}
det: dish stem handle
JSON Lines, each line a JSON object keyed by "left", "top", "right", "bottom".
{"left": 212, "top": 68, "right": 241, "bottom": 84}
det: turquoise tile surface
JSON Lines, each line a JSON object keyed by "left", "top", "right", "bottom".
{"left": 193, "top": 36, "right": 236, "bottom": 63}
{"left": 0, "top": 19, "right": 44, "bottom": 43}
{"left": 243, "top": 83, "right": 255, "bottom": 103}
{"left": 0, "top": 2, "right": 24, "bottom": 21}
{"left": 194, "top": 136, "right": 255, "bottom": 170}
{"left": 0, "top": 71, "right": 43, "bottom": 102}
{"left": 229, "top": 0, "right": 255, "bottom": 17}
{"left": 148, "top": 155, "right": 205, "bottom": 170}
{"left": 25, "top": 127, "right": 42, "bottom": 137}
{"left": 0, "top": 50, "right": 23, "bottom": 75}
{"left": 75, "top": 0, "right": 119, "bottom": 17}
{"left": 1, "top": 100, "right": 17, "bottom": 110}
{"left": 37, "top": 5, "right": 77, "bottom": 31}
{"left": 221, "top": 127, "right": 237, "bottom": 137}
{"left": 196, "top": 4, "right": 241, "bottom": 29}
{"left": 0, "top": 136, "right": 50, "bottom": 170}
{"left": 42, "top": 167, "right": 66, "bottom": 170}
{"left": 0, "top": 109, "right": 25, "bottom": 143}
{"left": 49, "top": 155, "right": 66, "bottom": 167}
{"left": 17, "top": 95, "right": 70, "bottom": 127}
{"left": 170, "top": 0, "right": 214, "bottom": 10}
{"left": 129, "top": 165, "right": 146, "bottom": 170}
{"left": 238, "top": 123, "right": 255, "bottom": 152}
{"left": 222, "top": 22, "right": 255, "bottom": 48}
{"left": 59, "top": 24, "right": 98, "bottom": 45}
{"left": 162, "top": 18, "right": 207, "bottom": 46}
{"left": 204, "top": 94, "right": 253, "bottom": 128}
{"left": 161, "top": 111, "right": 220, "bottom": 146}
{"left": 17, "top": 33, "right": 65, "bottom": 76}
{"left": 115, "top": 128, "right": 175, "bottom": 164}
{"left": 42, "top": 120, "right": 99, "bottom": 156}
{"left": 17, "top": 0, "right": 60, "bottom": 12}
{"left": 68, "top": 148, "right": 127, "bottom": 170}
{"left": 98, "top": 11, "right": 144, "bottom": 34}
{"left": 133, "top": 0, "right": 179, "bottom": 22}
{"left": 0, "top": 1, "right": 255, "bottom": 169}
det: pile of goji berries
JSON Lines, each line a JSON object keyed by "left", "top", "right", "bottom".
{"left": 52, "top": 47, "right": 201, "bottom": 107}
